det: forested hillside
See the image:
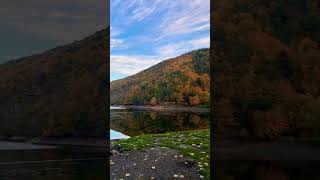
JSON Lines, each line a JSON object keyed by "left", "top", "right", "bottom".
{"left": 0, "top": 29, "right": 109, "bottom": 137}
{"left": 110, "top": 49, "right": 210, "bottom": 106}
{"left": 213, "top": 0, "right": 320, "bottom": 139}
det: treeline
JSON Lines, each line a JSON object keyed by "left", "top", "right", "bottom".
{"left": 213, "top": 0, "right": 320, "bottom": 139}
{"left": 111, "top": 49, "right": 210, "bottom": 106}
{"left": 0, "top": 29, "right": 109, "bottom": 138}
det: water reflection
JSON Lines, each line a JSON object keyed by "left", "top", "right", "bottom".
{"left": 0, "top": 145, "right": 106, "bottom": 179}
{"left": 215, "top": 160, "right": 320, "bottom": 180}
{"left": 110, "top": 108, "right": 209, "bottom": 136}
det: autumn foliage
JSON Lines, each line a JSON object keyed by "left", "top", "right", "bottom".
{"left": 213, "top": 0, "right": 320, "bottom": 139}
{"left": 111, "top": 49, "right": 210, "bottom": 106}
{"left": 0, "top": 29, "right": 109, "bottom": 137}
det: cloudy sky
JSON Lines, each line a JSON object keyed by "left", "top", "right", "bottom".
{"left": 110, "top": 0, "right": 210, "bottom": 81}
{"left": 0, "top": 0, "right": 108, "bottom": 63}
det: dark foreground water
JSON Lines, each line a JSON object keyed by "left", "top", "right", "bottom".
{"left": 0, "top": 142, "right": 106, "bottom": 180}
{"left": 110, "top": 106, "right": 210, "bottom": 138}
{"left": 215, "top": 160, "right": 320, "bottom": 179}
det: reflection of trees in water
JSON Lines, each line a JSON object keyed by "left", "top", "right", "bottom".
{"left": 110, "top": 110, "right": 209, "bottom": 136}
{"left": 214, "top": 162, "right": 320, "bottom": 180}
{"left": 149, "top": 111, "right": 157, "bottom": 120}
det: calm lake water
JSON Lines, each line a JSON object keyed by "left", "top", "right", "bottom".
{"left": 109, "top": 107, "right": 320, "bottom": 179}
{"left": 110, "top": 106, "right": 210, "bottom": 139}
{"left": 215, "top": 160, "right": 320, "bottom": 180}
{"left": 0, "top": 141, "right": 106, "bottom": 179}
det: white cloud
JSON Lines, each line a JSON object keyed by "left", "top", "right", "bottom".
{"left": 110, "top": 0, "right": 210, "bottom": 80}
{"left": 111, "top": 35, "right": 210, "bottom": 78}
{"left": 129, "top": 0, "right": 162, "bottom": 22}
{"left": 156, "top": 0, "right": 210, "bottom": 39}
{"left": 157, "top": 42, "right": 191, "bottom": 57}
{"left": 114, "top": 0, "right": 210, "bottom": 43}
{"left": 111, "top": 55, "right": 162, "bottom": 76}
{"left": 190, "top": 37, "right": 210, "bottom": 47}
{"left": 131, "top": 6, "right": 156, "bottom": 21}
{"left": 110, "top": 26, "right": 125, "bottom": 49}
{"left": 111, "top": 38, "right": 124, "bottom": 49}
{"left": 158, "top": 36, "right": 210, "bottom": 57}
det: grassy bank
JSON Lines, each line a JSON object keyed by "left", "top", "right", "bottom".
{"left": 112, "top": 129, "right": 210, "bottom": 179}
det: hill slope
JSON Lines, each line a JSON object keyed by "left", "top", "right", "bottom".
{"left": 111, "top": 49, "right": 210, "bottom": 106}
{"left": 213, "top": 0, "right": 320, "bottom": 139}
{"left": 0, "top": 29, "right": 109, "bottom": 137}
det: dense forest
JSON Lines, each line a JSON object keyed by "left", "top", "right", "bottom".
{"left": 213, "top": 0, "right": 320, "bottom": 139}
{"left": 111, "top": 49, "right": 210, "bottom": 106}
{"left": 0, "top": 29, "right": 109, "bottom": 137}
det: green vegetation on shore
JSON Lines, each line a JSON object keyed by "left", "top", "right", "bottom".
{"left": 112, "top": 129, "right": 210, "bottom": 179}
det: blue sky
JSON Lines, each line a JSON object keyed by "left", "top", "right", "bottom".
{"left": 111, "top": 0, "right": 210, "bottom": 81}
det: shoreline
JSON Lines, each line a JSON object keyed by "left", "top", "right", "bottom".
{"left": 1, "top": 136, "right": 107, "bottom": 148}
{"left": 29, "top": 137, "right": 107, "bottom": 148}
{"left": 111, "top": 105, "right": 210, "bottom": 113}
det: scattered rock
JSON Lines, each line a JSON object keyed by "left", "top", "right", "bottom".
{"left": 111, "top": 147, "right": 203, "bottom": 179}
{"left": 177, "top": 158, "right": 196, "bottom": 168}
{"left": 110, "top": 150, "right": 120, "bottom": 155}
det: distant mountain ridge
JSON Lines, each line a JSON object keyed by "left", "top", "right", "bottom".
{"left": 111, "top": 49, "right": 210, "bottom": 106}
{"left": 0, "top": 29, "right": 109, "bottom": 137}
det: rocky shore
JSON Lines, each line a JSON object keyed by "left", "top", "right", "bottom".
{"left": 110, "top": 130, "right": 210, "bottom": 179}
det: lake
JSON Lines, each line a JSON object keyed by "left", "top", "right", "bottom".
{"left": 110, "top": 106, "right": 320, "bottom": 179}
{"left": 0, "top": 141, "right": 106, "bottom": 179}
{"left": 110, "top": 106, "right": 210, "bottom": 139}
{"left": 215, "top": 160, "right": 320, "bottom": 180}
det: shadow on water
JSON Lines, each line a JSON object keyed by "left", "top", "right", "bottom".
{"left": 215, "top": 160, "right": 320, "bottom": 180}
{"left": 110, "top": 108, "right": 210, "bottom": 136}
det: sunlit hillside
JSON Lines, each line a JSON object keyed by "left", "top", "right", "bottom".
{"left": 111, "top": 49, "right": 210, "bottom": 106}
